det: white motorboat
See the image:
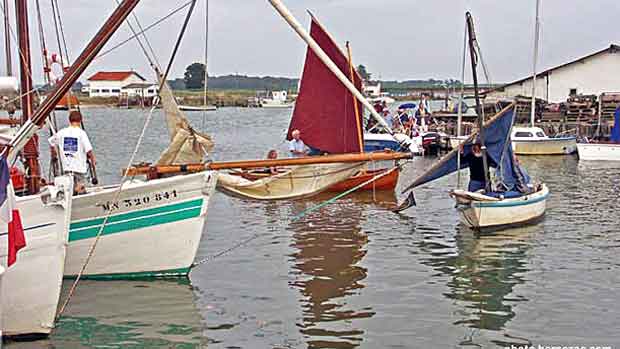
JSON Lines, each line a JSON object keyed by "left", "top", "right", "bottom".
{"left": 511, "top": 126, "right": 577, "bottom": 155}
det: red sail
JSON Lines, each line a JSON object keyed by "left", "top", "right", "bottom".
{"left": 287, "top": 17, "right": 363, "bottom": 154}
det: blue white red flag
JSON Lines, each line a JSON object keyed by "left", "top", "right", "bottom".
{"left": 0, "top": 156, "right": 25, "bottom": 267}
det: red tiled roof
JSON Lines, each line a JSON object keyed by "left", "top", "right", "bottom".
{"left": 87, "top": 71, "right": 146, "bottom": 81}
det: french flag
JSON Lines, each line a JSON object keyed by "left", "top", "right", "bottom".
{"left": 0, "top": 156, "right": 25, "bottom": 267}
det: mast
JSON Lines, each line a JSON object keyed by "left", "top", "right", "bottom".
{"left": 466, "top": 12, "right": 490, "bottom": 192}
{"left": 530, "top": 0, "right": 541, "bottom": 127}
{"left": 16, "top": 0, "right": 40, "bottom": 194}
{"left": 3, "top": 0, "right": 11, "bottom": 75}
{"left": 268, "top": 0, "right": 394, "bottom": 135}
{"left": 7, "top": 0, "right": 141, "bottom": 160}
{"left": 346, "top": 42, "right": 363, "bottom": 153}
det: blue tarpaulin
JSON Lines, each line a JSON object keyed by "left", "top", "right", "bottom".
{"left": 398, "top": 103, "right": 417, "bottom": 110}
{"left": 402, "top": 105, "right": 529, "bottom": 193}
{"left": 611, "top": 107, "right": 620, "bottom": 143}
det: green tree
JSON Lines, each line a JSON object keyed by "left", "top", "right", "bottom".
{"left": 184, "top": 62, "right": 206, "bottom": 89}
{"left": 356, "top": 64, "right": 371, "bottom": 81}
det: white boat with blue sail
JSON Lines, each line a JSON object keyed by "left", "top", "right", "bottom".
{"left": 402, "top": 103, "right": 549, "bottom": 230}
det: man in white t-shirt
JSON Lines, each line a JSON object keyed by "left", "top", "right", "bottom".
{"left": 49, "top": 110, "right": 96, "bottom": 194}
{"left": 289, "top": 129, "right": 308, "bottom": 157}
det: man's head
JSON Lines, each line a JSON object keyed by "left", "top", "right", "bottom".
{"left": 69, "top": 110, "right": 82, "bottom": 125}
{"left": 292, "top": 129, "right": 301, "bottom": 140}
{"left": 472, "top": 143, "right": 482, "bottom": 157}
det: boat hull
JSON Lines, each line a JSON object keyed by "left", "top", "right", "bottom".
{"left": 512, "top": 137, "right": 577, "bottom": 155}
{"left": 1, "top": 177, "right": 73, "bottom": 337}
{"left": 65, "top": 171, "right": 217, "bottom": 279}
{"left": 577, "top": 142, "right": 620, "bottom": 161}
{"left": 327, "top": 167, "right": 399, "bottom": 192}
{"left": 452, "top": 184, "right": 549, "bottom": 230}
{"left": 217, "top": 162, "right": 364, "bottom": 200}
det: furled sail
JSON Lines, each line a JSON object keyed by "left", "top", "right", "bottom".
{"left": 287, "top": 15, "right": 364, "bottom": 154}
{"left": 402, "top": 104, "right": 528, "bottom": 193}
{"left": 156, "top": 71, "right": 214, "bottom": 165}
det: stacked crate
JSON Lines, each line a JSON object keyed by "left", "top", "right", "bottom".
{"left": 565, "top": 94, "right": 597, "bottom": 123}
{"left": 599, "top": 93, "right": 620, "bottom": 122}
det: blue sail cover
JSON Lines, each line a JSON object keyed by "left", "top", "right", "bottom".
{"left": 402, "top": 106, "right": 527, "bottom": 193}
{"left": 399, "top": 103, "right": 417, "bottom": 110}
{"left": 611, "top": 107, "right": 620, "bottom": 143}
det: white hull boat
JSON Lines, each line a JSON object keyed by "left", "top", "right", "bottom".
{"left": 261, "top": 100, "right": 294, "bottom": 108}
{"left": 0, "top": 177, "right": 73, "bottom": 337}
{"left": 577, "top": 142, "right": 620, "bottom": 161}
{"left": 178, "top": 105, "right": 217, "bottom": 112}
{"left": 65, "top": 171, "right": 217, "bottom": 279}
{"left": 511, "top": 126, "right": 576, "bottom": 155}
{"left": 451, "top": 184, "right": 549, "bottom": 230}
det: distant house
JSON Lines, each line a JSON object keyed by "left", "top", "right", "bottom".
{"left": 486, "top": 44, "right": 620, "bottom": 103}
{"left": 86, "top": 71, "right": 154, "bottom": 98}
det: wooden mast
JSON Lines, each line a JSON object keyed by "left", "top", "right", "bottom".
{"left": 7, "top": 0, "right": 141, "bottom": 160}
{"left": 16, "top": 0, "right": 40, "bottom": 194}
{"left": 466, "top": 12, "right": 490, "bottom": 192}
{"left": 530, "top": 0, "right": 541, "bottom": 127}
{"left": 345, "top": 42, "right": 363, "bottom": 153}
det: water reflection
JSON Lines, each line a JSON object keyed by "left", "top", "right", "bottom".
{"left": 418, "top": 224, "right": 538, "bottom": 345}
{"left": 288, "top": 197, "right": 376, "bottom": 349}
{"left": 8, "top": 279, "right": 207, "bottom": 349}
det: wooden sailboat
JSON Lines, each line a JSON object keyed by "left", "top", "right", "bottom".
{"left": 512, "top": 0, "right": 576, "bottom": 155}
{"left": 286, "top": 15, "right": 401, "bottom": 192}
{"left": 401, "top": 13, "right": 549, "bottom": 231}
{"left": 211, "top": 6, "right": 413, "bottom": 200}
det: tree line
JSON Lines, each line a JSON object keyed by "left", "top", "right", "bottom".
{"left": 179, "top": 62, "right": 462, "bottom": 91}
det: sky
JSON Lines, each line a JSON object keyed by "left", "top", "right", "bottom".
{"left": 2, "top": 0, "right": 620, "bottom": 85}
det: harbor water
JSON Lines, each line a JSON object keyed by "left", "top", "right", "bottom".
{"left": 5, "top": 107, "right": 620, "bottom": 348}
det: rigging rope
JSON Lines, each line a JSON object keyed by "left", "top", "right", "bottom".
{"left": 190, "top": 162, "right": 409, "bottom": 269}
{"left": 56, "top": 0, "right": 199, "bottom": 321}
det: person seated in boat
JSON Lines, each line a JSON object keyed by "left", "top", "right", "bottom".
{"left": 48, "top": 110, "right": 96, "bottom": 195}
{"left": 289, "top": 129, "right": 309, "bottom": 157}
{"left": 366, "top": 117, "right": 379, "bottom": 133}
{"left": 398, "top": 109, "right": 411, "bottom": 130}
{"left": 373, "top": 101, "right": 383, "bottom": 114}
{"left": 251, "top": 149, "right": 281, "bottom": 175}
{"left": 459, "top": 142, "right": 496, "bottom": 193}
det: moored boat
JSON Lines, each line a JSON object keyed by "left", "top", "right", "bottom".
{"left": 576, "top": 142, "right": 620, "bottom": 161}
{"left": 178, "top": 104, "right": 217, "bottom": 112}
{"left": 511, "top": 126, "right": 577, "bottom": 155}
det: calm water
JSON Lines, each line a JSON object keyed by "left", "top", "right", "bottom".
{"left": 5, "top": 107, "right": 620, "bottom": 348}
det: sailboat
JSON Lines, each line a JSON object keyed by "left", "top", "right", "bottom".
{"left": 401, "top": 12, "right": 549, "bottom": 231}
{"left": 286, "top": 14, "right": 402, "bottom": 192}
{"left": 511, "top": 0, "right": 576, "bottom": 155}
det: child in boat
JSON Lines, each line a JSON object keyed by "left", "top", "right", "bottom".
{"left": 265, "top": 149, "right": 280, "bottom": 175}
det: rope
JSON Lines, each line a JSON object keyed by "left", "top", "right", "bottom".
{"left": 56, "top": 0, "right": 198, "bottom": 320}
{"left": 96, "top": 0, "right": 194, "bottom": 61}
{"left": 191, "top": 162, "right": 407, "bottom": 269}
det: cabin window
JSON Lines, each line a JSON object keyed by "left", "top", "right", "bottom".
{"left": 147, "top": 89, "right": 155, "bottom": 93}
{"left": 536, "top": 132, "right": 546, "bottom": 137}
{"left": 569, "top": 88, "right": 577, "bottom": 96}
{"left": 111, "top": 89, "right": 120, "bottom": 93}
{"left": 515, "top": 132, "right": 534, "bottom": 138}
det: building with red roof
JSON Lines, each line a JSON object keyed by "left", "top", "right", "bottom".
{"left": 84, "top": 70, "right": 157, "bottom": 98}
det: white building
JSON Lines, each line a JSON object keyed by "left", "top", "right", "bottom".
{"left": 86, "top": 71, "right": 152, "bottom": 98}
{"left": 486, "top": 44, "right": 620, "bottom": 103}
{"left": 121, "top": 83, "right": 159, "bottom": 98}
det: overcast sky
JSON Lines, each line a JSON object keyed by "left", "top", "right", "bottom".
{"left": 3, "top": 0, "right": 620, "bottom": 84}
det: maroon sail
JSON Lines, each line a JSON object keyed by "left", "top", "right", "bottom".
{"left": 287, "top": 16, "right": 364, "bottom": 154}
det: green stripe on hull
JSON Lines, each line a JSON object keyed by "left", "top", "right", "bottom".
{"left": 70, "top": 199, "right": 203, "bottom": 230}
{"left": 64, "top": 267, "right": 190, "bottom": 280}
{"left": 69, "top": 199, "right": 204, "bottom": 242}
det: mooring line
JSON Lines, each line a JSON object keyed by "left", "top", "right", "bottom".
{"left": 191, "top": 161, "right": 408, "bottom": 269}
